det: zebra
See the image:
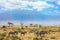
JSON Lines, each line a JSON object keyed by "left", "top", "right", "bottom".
{"left": 20, "top": 31, "right": 27, "bottom": 36}
{"left": 8, "top": 31, "right": 18, "bottom": 36}
{"left": 35, "top": 31, "right": 48, "bottom": 37}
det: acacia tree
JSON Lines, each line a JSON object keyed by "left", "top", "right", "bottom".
{"left": 39, "top": 24, "right": 42, "bottom": 27}
{"left": 30, "top": 24, "right": 33, "bottom": 27}
{"left": 20, "top": 22, "right": 24, "bottom": 27}
{"left": 34, "top": 24, "right": 38, "bottom": 27}
{"left": 8, "top": 22, "right": 14, "bottom": 27}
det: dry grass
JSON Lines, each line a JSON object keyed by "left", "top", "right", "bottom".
{"left": 0, "top": 26, "right": 60, "bottom": 40}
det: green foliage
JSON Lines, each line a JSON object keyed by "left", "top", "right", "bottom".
{"left": 0, "top": 33, "right": 6, "bottom": 37}
{"left": 0, "top": 38, "right": 4, "bottom": 40}
{"left": 49, "top": 30, "right": 54, "bottom": 32}
{"left": 10, "top": 36, "right": 17, "bottom": 40}
{"left": 39, "top": 37, "right": 43, "bottom": 40}
{"left": 10, "top": 35, "right": 19, "bottom": 40}
{"left": 25, "top": 26, "right": 28, "bottom": 28}
{"left": 33, "top": 37, "right": 39, "bottom": 40}
{"left": 33, "top": 37, "right": 43, "bottom": 40}
{"left": 21, "top": 27, "right": 24, "bottom": 29}
{"left": 3, "top": 38, "right": 9, "bottom": 40}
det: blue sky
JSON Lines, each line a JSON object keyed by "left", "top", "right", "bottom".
{"left": 0, "top": 0, "right": 60, "bottom": 25}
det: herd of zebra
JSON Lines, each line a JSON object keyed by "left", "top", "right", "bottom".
{"left": 1, "top": 26, "right": 48, "bottom": 37}
{"left": 8, "top": 31, "right": 48, "bottom": 36}
{"left": 0, "top": 22, "right": 49, "bottom": 39}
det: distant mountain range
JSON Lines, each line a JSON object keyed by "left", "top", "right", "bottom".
{"left": 0, "top": 9, "right": 60, "bottom": 21}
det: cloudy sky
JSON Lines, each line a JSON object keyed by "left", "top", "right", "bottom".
{"left": 0, "top": 0, "right": 60, "bottom": 25}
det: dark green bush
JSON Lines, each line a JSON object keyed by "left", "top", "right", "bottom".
{"left": 10, "top": 36, "right": 19, "bottom": 40}
{"left": 3, "top": 38, "right": 9, "bottom": 40}
{"left": 0, "top": 33, "right": 6, "bottom": 37}
{"left": 33, "top": 37, "right": 39, "bottom": 40}
{"left": 39, "top": 37, "right": 43, "bottom": 40}
{"left": 21, "top": 27, "right": 24, "bottom": 29}
{"left": 33, "top": 37, "right": 43, "bottom": 40}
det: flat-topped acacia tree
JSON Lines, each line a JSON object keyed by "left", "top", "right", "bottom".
{"left": 30, "top": 24, "right": 33, "bottom": 27}
{"left": 8, "top": 22, "right": 14, "bottom": 27}
{"left": 34, "top": 24, "right": 38, "bottom": 27}
{"left": 20, "top": 22, "right": 24, "bottom": 27}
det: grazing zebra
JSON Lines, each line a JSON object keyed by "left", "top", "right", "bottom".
{"left": 20, "top": 31, "right": 27, "bottom": 36}
{"left": 8, "top": 31, "right": 18, "bottom": 36}
{"left": 35, "top": 31, "right": 48, "bottom": 37}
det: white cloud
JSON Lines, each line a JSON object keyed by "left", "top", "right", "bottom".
{"left": 45, "top": 0, "right": 56, "bottom": 2}
{"left": 56, "top": 0, "right": 60, "bottom": 5}
{"left": 0, "top": 0, "right": 54, "bottom": 11}
{"left": 32, "top": 1, "right": 50, "bottom": 11}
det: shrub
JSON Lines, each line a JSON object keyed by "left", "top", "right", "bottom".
{"left": 3, "top": 38, "right": 9, "bottom": 40}
{"left": 21, "top": 27, "right": 24, "bottom": 29}
{"left": 0, "top": 33, "right": 6, "bottom": 37}
{"left": 10, "top": 36, "right": 19, "bottom": 40}
{"left": 2, "top": 26, "right": 6, "bottom": 28}
{"left": 33, "top": 37, "right": 43, "bottom": 40}
{"left": 25, "top": 26, "right": 28, "bottom": 28}
{"left": 33, "top": 37, "right": 39, "bottom": 40}
{"left": 45, "top": 39, "right": 48, "bottom": 40}
{"left": 50, "top": 37, "right": 56, "bottom": 39}
{"left": 39, "top": 37, "right": 43, "bottom": 40}
{"left": 0, "top": 38, "right": 4, "bottom": 40}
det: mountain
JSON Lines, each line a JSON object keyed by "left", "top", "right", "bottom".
{"left": 0, "top": 9, "right": 60, "bottom": 21}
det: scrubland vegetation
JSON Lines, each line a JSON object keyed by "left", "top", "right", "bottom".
{"left": 0, "top": 22, "right": 60, "bottom": 40}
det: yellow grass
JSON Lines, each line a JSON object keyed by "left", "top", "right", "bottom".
{"left": 0, "top": 26, "right": 60, "bottom": 40}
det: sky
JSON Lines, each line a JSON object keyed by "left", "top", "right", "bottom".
{"left": 0, "top": 0, "right": 60, "bottom": 25}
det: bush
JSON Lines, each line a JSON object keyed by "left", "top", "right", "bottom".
{"left": 45, "top": 39, "right": 49, "bottom": 40}
{"left": 50, "top": 37, "right": 56, "bottom": 39}
{"left": 33, "top": 37, "right": 43, "bottom": 40}
{"left": 21, "top": 27, "right": 24, "bottom": 29}
{"left": 3, "top": 38, "right": 9, "bottom": 40}
{"left": 39, "top": 37, "right": 43, "bottom": 40}
{"left": 33, "top": 37, "right": 39, "bottom": 40}
{"left": 0, "top": 33, "right": 6, "bottom": 37}
{"left": 0, "top": 38, "right": 4, "bottom": 40}
{"left": 10, "top": 36, "right": 19, "bottom": 40}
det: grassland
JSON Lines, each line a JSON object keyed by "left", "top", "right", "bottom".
{"left": 0, "top": 25, "right": 60, "bottom": 40}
